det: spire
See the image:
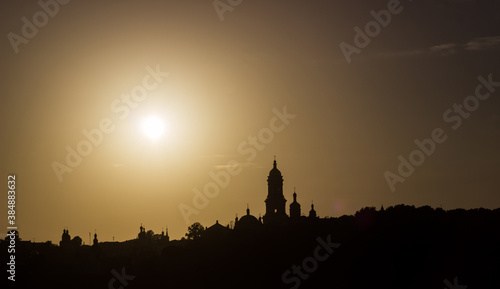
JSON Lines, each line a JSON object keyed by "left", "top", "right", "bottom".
{"left": 293, "top": 187, "right": 297, "bottom": 202}
{"left": 246, "top": 204, "right": 250, "bottom": 216}
{"left": 93, "top": 230, "right": 98, "bottom": 246}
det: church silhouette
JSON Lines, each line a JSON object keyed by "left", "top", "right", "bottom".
{"left": 205, "top": 158, "right": 321, "bottom": 237}
{"left": 56, "top": 158, "right": 321, "bottom": 245}
{"left": 7, "top": 158, "right": 500, "bottom": 289}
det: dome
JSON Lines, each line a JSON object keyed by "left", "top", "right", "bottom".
{"left": 269, "top": 159, "right": 282, "bottom": 177}
{"left": 309, "top": 203, "right": 317, "bottom": 218}
{"left": 234, "top": 207, "right": 262, "bottom": 231}
{"left": 290, "top": 201, "right": 300, "bottom": 210}
{"left": 235, "top": 215, "right": 261, "bottom": 229}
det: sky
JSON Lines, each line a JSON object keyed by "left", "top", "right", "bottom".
{"left": 1, "top": 0, "right": 499, "bottom": 243}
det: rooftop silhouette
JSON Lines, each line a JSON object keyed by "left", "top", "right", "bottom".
{"left": 2, "top": 159, "right": 499, "bottom": 288}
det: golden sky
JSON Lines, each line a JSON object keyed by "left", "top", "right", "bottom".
{"left": 1, "top": 0, "right": 499, "bottom": 242}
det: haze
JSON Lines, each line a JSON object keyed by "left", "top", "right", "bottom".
{"left": 1, "top": 0, "right": 499, "bottom": 243}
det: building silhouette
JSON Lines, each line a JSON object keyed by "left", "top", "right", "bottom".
{"left": 27, "top": 157, "right": 500, "bottom": 289}
{"left": 290, "top": 189, "right": 301, "bottom": 219}
{"left": 309, "top": 202, "right": 317, "bottom": 218}
{"left": 204, "top": 158, "right": 322, "bottom": 236}
{"left": 59, "top": 228, "right": 71, "bottom": 247}
{"left": 259, "top": 158, "right": 319, "bottom": 224}
{"left": 138, "top": 223, "right": 146, "bottom": 239}
{"left": 161, "top": 227, "right": 170, "bottom": 242}
{"left": 234, "top": 205, "right": 262, "bottom": 232}
{"left": 58, "top": 158, "right": 320, "bottom": 246}
{"left": 263, "top": 158, "right": 289, "bottom": 225}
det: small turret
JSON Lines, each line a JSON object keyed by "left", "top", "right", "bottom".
{"left": 290, "top": 188, "right": 301, "bottom": 219}
{"left": 309, "top": 202, "right": 317, "bottom": 218}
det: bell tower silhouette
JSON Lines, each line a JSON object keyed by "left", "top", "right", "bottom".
{"left": 263, "top": 157, "right": 287, "bottom": 225}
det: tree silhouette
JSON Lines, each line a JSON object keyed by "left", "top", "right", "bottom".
{"left": 4, "top": 230, "right": 20, "bottom": 242}
{"left": 185, "top": 222, "right": 205, "bottom": 240}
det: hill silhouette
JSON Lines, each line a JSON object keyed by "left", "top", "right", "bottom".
{"left": 2, "top": 204, "right": 500, "bottom": 289}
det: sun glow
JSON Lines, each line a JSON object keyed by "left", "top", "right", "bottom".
{"left": 141, "top": 116, "right": 165, "bottom": 140}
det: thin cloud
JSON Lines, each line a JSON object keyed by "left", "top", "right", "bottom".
{"left": 429, "top": 43, "right": 459, "bottom": 56}
{"left": 464, "top": 36, "right": 500, "bottom": 51}
{"left": 381, "top": 35, "right": 500, "bottom": 59}
{"left": 429, "top": 36, "right": 500, "bottom": 55}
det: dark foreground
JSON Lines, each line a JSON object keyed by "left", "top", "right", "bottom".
{"left": 2, "top": 205, "right": 500, "bottom": 289}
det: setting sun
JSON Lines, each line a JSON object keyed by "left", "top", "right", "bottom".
{"left": 141, "top": 116, "right": 165, "bottom": 140}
